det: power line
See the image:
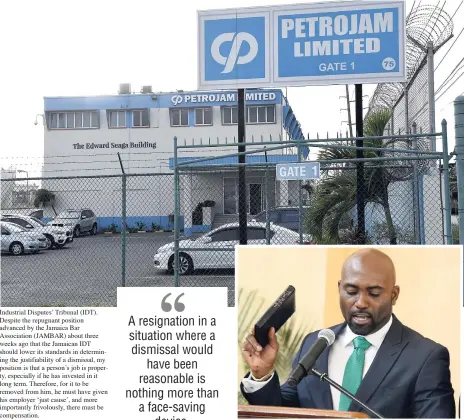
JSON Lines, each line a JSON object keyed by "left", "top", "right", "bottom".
{"left": 435, "top": 25, "right": 464, "bottom": 71}
{"left": 436, "top": 71, "right": 464, "bottom": 102}
{"left": 438, "top": 91, "right": 464, "bottom": 112}
{"left": 436, "top": 58, "right": 464, "bottom": 94}
{"left": 407, "top": 0, "right": 417, "bottom": 24}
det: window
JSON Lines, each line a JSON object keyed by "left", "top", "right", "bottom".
{"left": 1, "top": 226, "right": 9, "bottom": 235}
{"left": 30, "top": 217, "right": 46, "bottom": 227}
{"left": 195, "top": 108, "right": 212, "bottom": 126}
{"left": 222, "top": 105, "right": 276, "bottom": 125}
{"left": 170, "top": 108, "right": 189, "bottom": 127}
{"left": 222, "top": 107, "right": 238, "bottom": 125}
{"left": 247, "top": 228, "right": 268, "bottom": 240}
{"left": 56, "top": 211, "right": 81, "bottom": 219}
{"left": 280, "top": 210, "right": 299, "bottom": 223}
{"left": 48, "top": 111, "right": 99, "bottom": 129}
{"left": 2, "top": 223, "right": 26, "bottom": 233}
{"left": 210, "top": 228, "right": 239, "bottom": 242}
{"left": 29, "top": 210, "right": 43, "bottom": 219}
{"left": 254, "top": 210, "right": 279, "bottom": 223}
{"left": 133, "top": 109, "right": 150, "bottom": 128}
{"left": 5, "top": 217, "right": 32, "bottom": 229}
{"left": 109, "top": 111, "right": 126, "bottom": 128}
{"left": 247, "top": 105, "right": 275, "bottom": 124}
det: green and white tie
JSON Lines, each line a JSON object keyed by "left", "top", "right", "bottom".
{"left": 338, "top": 336, "right": 371, "bottom": 411}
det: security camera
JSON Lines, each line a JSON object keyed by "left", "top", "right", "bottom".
{"left": 34, "top": 121, "right": 38, "bottom": 126}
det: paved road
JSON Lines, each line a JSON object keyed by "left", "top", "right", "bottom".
{"left": 0, "top": 232, "right": 235, "bottom": 307}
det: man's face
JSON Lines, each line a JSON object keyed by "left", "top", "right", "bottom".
{"left": 338, "top": 254, "right": 399, "bottom": 335}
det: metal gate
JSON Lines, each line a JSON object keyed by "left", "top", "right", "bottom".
{"left": 172, "top": 121, "right": 452, "bottom": 302}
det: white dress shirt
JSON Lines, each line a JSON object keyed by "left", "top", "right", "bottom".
{"left": 242, "top": 316, "right": 393, "bottom": 411}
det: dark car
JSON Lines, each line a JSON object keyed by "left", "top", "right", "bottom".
{"left": 252, "top": 207, "right": 305, "bottom": 232}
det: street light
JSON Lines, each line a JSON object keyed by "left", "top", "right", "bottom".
{"left": 17, "top": 170, "right": 29, "bottom": 205}
{"left": 34, "top": 114, "right": 45, "bottom": 126}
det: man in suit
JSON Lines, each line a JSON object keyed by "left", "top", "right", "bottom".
{"left": 240, "top": 248, "right": 455, "bottom": 418}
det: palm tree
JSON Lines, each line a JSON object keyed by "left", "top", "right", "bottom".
{"left": 305, "top": 109, "right": 398, "bottom": 244}
{"left": 34, "top": 189, "right": 57, "bottom": 216}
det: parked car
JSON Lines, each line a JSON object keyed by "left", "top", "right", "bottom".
{"left": 251, "top": 207, "right": 307, "bottom": 232}
{"left": 48, "top": 209, "right": 97, "bottom": 237}
{"left": 153, "top": 221, "right": 311, "bottom": 275}
{"left": 0, "top": 221, "right": 48, "bottom": 255}
{"left": 1, "top": 214, "right": 72, "bottom": 249}
{"left": 0, "top": 208, "right": 43, "bottom": 219}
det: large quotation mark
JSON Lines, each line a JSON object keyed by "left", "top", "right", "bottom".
{"left": 161, "top": 293, "right": 185, "bottom": 312}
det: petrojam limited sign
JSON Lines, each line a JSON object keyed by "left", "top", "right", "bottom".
{"left": 170, "top": 91, "right": 277, "bottom": 106}
{"left": 198, "top": 0, "right": 406, "bottom": 89}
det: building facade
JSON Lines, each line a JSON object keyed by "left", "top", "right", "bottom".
{"left": 42, "top": 85, "right": 307, "bottom": 234}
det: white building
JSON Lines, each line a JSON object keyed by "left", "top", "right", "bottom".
{"left": 42, "top": 84, "right": 307, "bottom": 235}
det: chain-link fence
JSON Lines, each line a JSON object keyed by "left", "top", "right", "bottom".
{"left": 0, "top": 173, "right": 181, "bottom": 307}
{"left": 0, "top": 125, "right": 452, "bottom": 309}
{"left": 172, "top": 128, "right": 452, "bottom": 299}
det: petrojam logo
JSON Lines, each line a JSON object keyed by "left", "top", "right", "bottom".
{"left": 211, "top": 32, "right": 258, "bottom": 74}
{"left": 171, "top": 95, "right": 183, "bottom": 105}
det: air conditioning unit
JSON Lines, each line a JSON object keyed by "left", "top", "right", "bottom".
{"left": 119, "top": 83, "right": 131, "bottom": 94}
{"left": 141, "top": 85, "right": 152, "bottom": 94}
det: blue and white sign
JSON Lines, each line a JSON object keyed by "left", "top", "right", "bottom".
{"left": 198, "top": 10, "right": 271, "bottom": 88}
{"left": 276, "top": 162, "right": 321, "bottom": 180}
{"left": 169, "top": 90, "right": 280, "bottom": 106}
{"left": 198, "top": 1, "right": 405, "bottom": 89}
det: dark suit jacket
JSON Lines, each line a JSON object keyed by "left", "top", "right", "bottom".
{"left": 241, "top": 315, "right": 455, "bottom": 418}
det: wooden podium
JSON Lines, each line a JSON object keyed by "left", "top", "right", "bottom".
{"left": 238, "top": 405, "right": 368, "bottom": 418}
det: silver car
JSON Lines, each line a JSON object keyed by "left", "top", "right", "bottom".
{"left": 1, "top": 221, "right": 48, "bottom": 255}
{"left": 48, "top": 209, "right": 98, "bottom": 237}
{"left": 1, "top": 214, "right": 73, "bottom": 249}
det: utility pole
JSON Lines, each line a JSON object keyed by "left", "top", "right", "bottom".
{"left": 355, "top": 84, "right": 365, "bottom": 244}
{"left": 345, "top": 85, "right": 354, "bottom": 138}
{"left": 238, "top": 89, "right": 247, "bottom": 245}
{"left": 340, "top": 86, "right": 368, "bottom": 139}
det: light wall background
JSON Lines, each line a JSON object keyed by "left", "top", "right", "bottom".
{"left": 236, "top": 245, "right": 461, "bottom": 409}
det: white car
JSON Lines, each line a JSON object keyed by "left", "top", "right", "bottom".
{"left": 1, "top": 221, "right": 48, "bottom": 255}
{"left": 153, "top": 222, "right": 312, "bottom": 275}
{"left": 1, "top": 214, "right": 73, "bottom": 249}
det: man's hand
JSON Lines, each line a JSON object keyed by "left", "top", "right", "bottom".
{"left": 241, "top": 327, "right": 278, "bottom": 379}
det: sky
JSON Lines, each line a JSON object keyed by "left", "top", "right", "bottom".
{"left": 0, "top": 0, "right": 463, "bottom": 178}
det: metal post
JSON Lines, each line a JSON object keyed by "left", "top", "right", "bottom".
{"left": 117, "top": 153, "right": 126, "bottom": 287}
{"left": 264, "top": 147, "right": 270, "bottom": 245}
{"left": 174, "top": 137, "right": 180, "bottom": 287}
{"left": 442, "top": 120, "right": 452, "bottom": 244}
{"left": 121, "top": 175, "right": 126, "bottom": 287}
{"left": 454, "top": 96, "right": 464, "bottom": 245}
{"left": 298, "top": 143, "right": 303, "bottom": 244}
{"left": 238, "top": 89, "right": 247, "bottom": 245}
{"left": 404, "top": 85, "right": 409, "bottom": 136}
{"left": 390, "top": 109, "right": 394, "bottom": 139}
{"left": 427, "top": 41, "right": 436, "bottom": 152}
{"left": 411, "top": 123, "right": 421, "bottom": 244}
{"left": 355, "top": 84, "right": 365, "bottom": 243}
{"left": 345, "top": 84, "right": 354, "bottom": 138}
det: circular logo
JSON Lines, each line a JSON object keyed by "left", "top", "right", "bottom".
{"left": 382, "top": 58, "right": 396, "bottom": 71}
{"left": 171, "top": 95, "right": 183, "bottom": 105}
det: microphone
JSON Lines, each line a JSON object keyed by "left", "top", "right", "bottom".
{"left": 287, "top": 329, "right": 336, "bottom": 388}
